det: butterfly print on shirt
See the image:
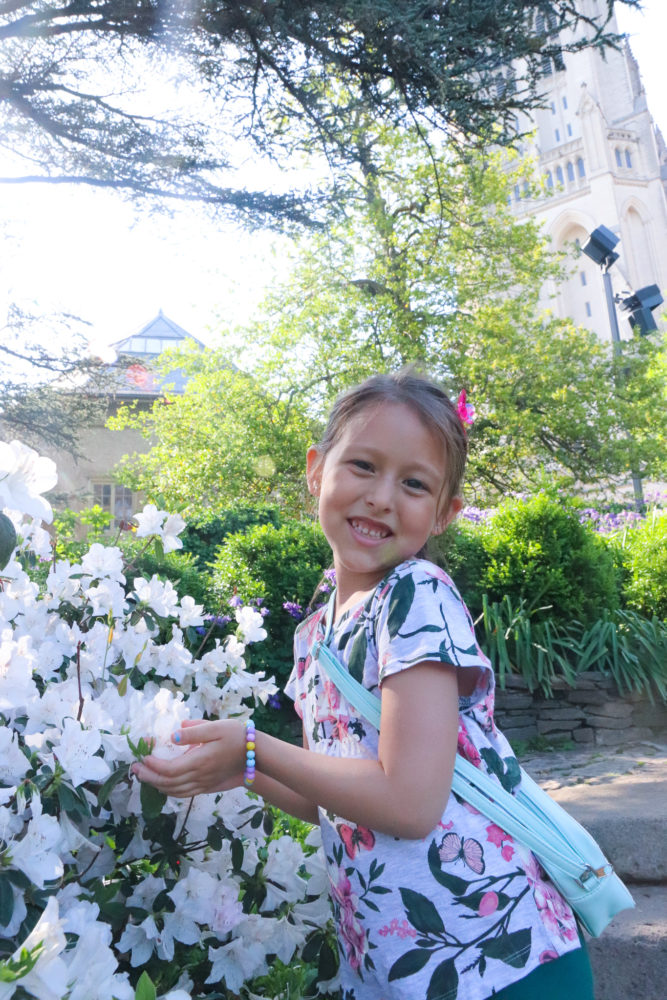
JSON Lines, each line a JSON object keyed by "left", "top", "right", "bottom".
{"left": 438, "top": 831, "right": 485, "bottom": 875}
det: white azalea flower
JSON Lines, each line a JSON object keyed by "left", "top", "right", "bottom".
{"left": 133, "top": 502, "right": 167, "bottom": 537}
{"left": 235, "top": 606, "right": 267, "bottom": 644}
{"left": 81, "top": 543, "right": 125, "bottom": 584}
{"left": 178, "top": 595, "right": 205, "bottom": 628}
{"left": 65, "top": 921, "right": 134, "bottom": 1000}
{"left": 205, "top": 931, "right": 268, "bottom": 993}
{"left": 52, "top": 718, "right": 111, "bottom": 788}
{"left": 117, "top": 915, "right": 160, "bottom": 966}
{"left": 20, "top": 518, "right": 53, "bottom": 560}
{"left": 85, "top": 579, "right": 126, "bottom": 619}
{"left": 162, "top": 512, "right": 185, "bottom": 552}
{"left": 0, "top": 440, "right": 57, "bottom": 524}
{"left": 0, "top": 631, "right": 39, "bottom": 712}
{"left": 45, "top": 559, "right": 83, "bottom": 607}
{"left": 8, "top": 798, "right": 64, "bottom": 889}
{"left": 0, "top": 728, "right": 29, "bottom": 784}
{"left": 0, "top": 897, "right": 69, "bottom": 1000}
{"left": 133, "top": 575, "right": 179, "bottom": 618}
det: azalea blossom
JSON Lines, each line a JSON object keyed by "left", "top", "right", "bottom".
{"left": 235, "top": 606, "right": 267, "bottom": 644}
{"left": 133, "top": 502, "right": 167, "bottom": 537}
{"left": 162, "top": 512, "right": 186, "bottom": 552}
{"left": 0, "top": 440, "right": 58, "bottom": 524}
{"left": 51, "top": 718, "right": 111, "bottom": 788}
{"left": 0, "top": 897, "right": 69, "bottom": 1000}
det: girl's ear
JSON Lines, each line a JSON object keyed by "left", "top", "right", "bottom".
{"left": 432, "top": 496, "right": 463, "bottom": 536}
{"left": 306, "top": 447, "right": 324, "bottom": 496}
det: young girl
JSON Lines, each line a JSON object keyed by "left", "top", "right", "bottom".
{"left": 133, "top": 371, "right": 594, "bottom": 1000}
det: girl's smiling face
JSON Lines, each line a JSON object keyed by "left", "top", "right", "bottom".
{"left": 307, "top": 402, "right": 461, "bottom": 605}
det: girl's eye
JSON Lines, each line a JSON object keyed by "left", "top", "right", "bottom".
{"left": 351, "top": 459, "right": 373, "bottom": 472}
{"left": 405, "top": 478, "right": 428, "bottom": 492}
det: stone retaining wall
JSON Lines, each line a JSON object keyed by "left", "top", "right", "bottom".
{"left": 494, "top": 671, "right": 666, "bottom": 745}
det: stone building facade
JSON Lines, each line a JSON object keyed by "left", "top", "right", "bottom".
{"left": 509, "top": 0, "right": 667, "bottom": 340}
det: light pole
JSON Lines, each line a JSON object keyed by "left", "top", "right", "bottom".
{"left": 581, "top": 226, "right": 648, "bottom": 511}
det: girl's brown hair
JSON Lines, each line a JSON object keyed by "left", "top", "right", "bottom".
{"left": 316, "top": 370, "right": 468, "bottom": 513}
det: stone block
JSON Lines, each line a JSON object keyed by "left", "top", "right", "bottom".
{"left": 502, "top": 725, "right": 539, "bottom": 741}
{"left": 572, "top": 727, "right": 595, "bottom": 743}
{"left": 499, "top": 675, "right": 530, "bottom": 691}
{"left": 567, "top": 689, "right": 614, "bottom": 706}
{"left": 588, "top": 714, "right": 632, "bottom": 730}
{"left": 538, "top": 706, "right": 586, "bottom": 721}
{"left": 593, "top": 725, "right": 653, "bottom": 746}
{"left": 536, "top": 720, "right": 576, "bottom": 736}
{"left": 588, "top": 701, "right": 634, "bottom": 718}
{"left": 496, "top": 712, "right": 538, "bottom": 730}
{"left": 494, "top": 692, "right": 535, "bottom": 710}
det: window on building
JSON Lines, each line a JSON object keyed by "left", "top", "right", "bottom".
{"left": 625, "top": 149, "right": 633, "bottom": 168}
{"left": 546, "top": 170, "right": 554, "bottom": 189}
{"left": 566, "top": 161, "right": 575, "bottom": 182}
{"left": 522, "top": 181, "right": 530, "bottom": 198}
{"left": 615, "top": 147, "right": 623, "bottom": 168}
{"left": 577, "top": 157, "right": 586, "bottom": 178}
{"left": 93, "top": 483, "right": 135, "bottom": 528}
{"left": 567, "top": 123, "right": 573, "bottom": 137}
{"left": 585, "top": 302, "right": 592, "bottom": 317}
{"left": 551, "top": 102, "right": 556, "bottom": 115}
{"left": 556, "top": 165, "right": 564, "bottom": 185}
{"left": 580, "top": 272, "right": 587, "bottom": 286}
{"left": 555, "top": 128, "right": 560, "bottom": 143}
{"left": 514, "top": 184, "right": 521, "bottom": 200}
{"left": 562, "top": 96, "right": 568, "bottom": 109}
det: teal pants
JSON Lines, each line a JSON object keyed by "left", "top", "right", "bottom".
{"left": 491, "top": 939, "right": 594, "bottom": 999}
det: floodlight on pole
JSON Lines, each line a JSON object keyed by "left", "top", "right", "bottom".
{"left": 618, "top": 283, "right": 664, "bottom": 336}
{"left": 582, "top": 224, "right": 644, "bottom": 511}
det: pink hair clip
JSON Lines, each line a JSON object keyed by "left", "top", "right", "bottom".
{"left": 457, "top": 390, "right": 475, "bottom": 430}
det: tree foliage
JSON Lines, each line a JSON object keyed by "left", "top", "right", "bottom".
{"left": 109, "top": 346, "right": 315, "bottom": 517}
{"left": 0, "top": 306, "right": 122, "bottom": 455}
{"left": 0, "top": 0, "right": 639, "bottom": 222}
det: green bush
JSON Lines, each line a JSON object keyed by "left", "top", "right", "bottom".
{"left": 429, "top": 519, "right": 489, "bottom": 618}
{"left": 180, "top": 505, "right": 282, "bottom": 569}
{"left": 457, "top": 495, "right": 619, "bottom": 627}
{"left": 211, "top": 520, "right": 332, "bottom": 739}
{"left": 611, "top": 510, "right": 667, "bottom": 619}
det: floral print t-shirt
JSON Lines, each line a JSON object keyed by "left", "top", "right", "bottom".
{"left": 285, "top": 559, "right": 580, "bottom": 1000}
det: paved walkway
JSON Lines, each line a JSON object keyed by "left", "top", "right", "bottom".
{"left": 520, "top": 738, "right": 667, "bottom": 1000}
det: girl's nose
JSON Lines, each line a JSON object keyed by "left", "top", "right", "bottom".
{"left": 365, "top": 476, "right": 393, "bottom": 510}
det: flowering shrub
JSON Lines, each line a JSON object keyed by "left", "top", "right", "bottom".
{"left": 0, "top": 441, "right": 332, "bottom": 1000}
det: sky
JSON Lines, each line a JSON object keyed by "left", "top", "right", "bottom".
{"left": 1, "top": 1, "right": 665, "bottom": 358}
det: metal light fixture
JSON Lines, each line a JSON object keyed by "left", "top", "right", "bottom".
{"left": 618, "top": 283, "right": 664, "bottom": 336}
{"left": 581, "top": 225, "right": 619, "bottom": 269}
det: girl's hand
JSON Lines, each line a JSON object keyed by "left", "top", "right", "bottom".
{"left": 131, "top": 718, "right": 245, "bottom": 798}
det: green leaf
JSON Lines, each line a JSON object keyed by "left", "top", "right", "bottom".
{"left": 386, "top": 574, "right": 416, "bottom": 639}
{"left": 135, "top": 971, "right": 157, "bottom": 1000}
{"left": 399, "top": 888, "right": 445, "bottom": 935}
{"left": 388, "top": 947, "right": 433, "bottom": 981}
{"left": 347, "top": 626, "right": 367, "bottom": 683}
{"left": 117, "top": 674, "right": 128, "bottom": 696}
{"left": 482, "top": 929, "right": 532, "bottom": 968}
{"left": 0, "top": 513, "right": 17, "bottom": 571}
{"left": 426, "top": 957, "right": 459, "bottom": 1000}
{"left": 231, "top": 837, "right": 244, "bottom": 871}
{"left": 0, "top": 874, "right": 14, "bottom": 926}
{"left": 97, "top": 764, "right": 130, "bottom": 808}
{"left": 140, "top": 782, "right": 167, "bottom": 819}
{"left": 427, "top": 841, "right": 471, "bottom": 896}
{"left": 317, "top": 939, "right": 338, "bottom": 981}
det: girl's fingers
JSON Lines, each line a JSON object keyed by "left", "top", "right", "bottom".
{"left": 170, "top": 720, "right": 228, "bottom": 745}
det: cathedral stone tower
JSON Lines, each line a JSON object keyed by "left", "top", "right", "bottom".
{"left": 510, "top": 0, "right": 667, "bottom": 339}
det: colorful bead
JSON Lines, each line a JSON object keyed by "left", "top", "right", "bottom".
{"left": 244, "top": 719, "right": 257, "bottom": 786}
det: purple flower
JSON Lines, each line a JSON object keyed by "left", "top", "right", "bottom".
{"left": 267, "top": 693, "right": 282, "bottom": 710}
{"left": 324, "top": 568, "right": 336, "bottom": 584}
{"left": 283, "top": 601, "right": 304, "bottom": 620}
{"left": 228, "top": 594, "right": 243, "bottom": 608}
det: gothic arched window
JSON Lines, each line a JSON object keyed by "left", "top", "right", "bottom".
{"left": 625, "top": 149, "right": 633, "bottom": 168}
{"left": 577, "top": 157, "right": 586, "bottom": 178}
{"left": 556, "top": 165, "right": 564, "bottom": 185}
{"left": 615, "top": 148, "right": 623, "bottom": 168}
{"left": 566, "top": 162, "right": 575, "bottom": 182}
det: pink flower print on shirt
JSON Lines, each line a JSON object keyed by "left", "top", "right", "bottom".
{"left": 378, "top": 918, "right": 417, "bottom": 940}
{"left": 330, "top": 865, "right": 368, "bottom": 970}
{"left": 485, "top": 823, "right": 515, "bottom": 862}
{"left": 478, "top": 891, "right": 499, "bottom": 916}
{"left": 522, "top": 851, "right": 578, "bottom": 943}
{"left": 315, "top": 678, "right": 342, "bottom": 724}
{"left": 457, "top": 723, "right": 482, "bottom": 767}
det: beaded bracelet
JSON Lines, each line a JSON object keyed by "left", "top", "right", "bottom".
{"left": 244, "top": 718, "right": 256, "bottom": 787}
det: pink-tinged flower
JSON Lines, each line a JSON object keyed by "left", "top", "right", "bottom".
{"left": 329, "top": 866, "right": 367, "bottom": 971}
{"left": 315, "top": 678, "right": 341, "bottom": 724}
{"left": 539, "top": 950, "right": 560, "bottom": 963}
{"left": 378, "top": 918, "right": 417, "bottom": 940}
{"left": 457, "top": 390, "right": 476, "bottom": 429}
{"left": 522, "top": 850, "right": 578, "bottom": 943}
{"left": 457, "top": 725, "right": 482, "bottom": 767}
{"left": 478, "top": 891, "right": 499, "bottom": 916}
{"left": 486, "top": 824, "right": 507, "bottom": 848}
{"left": 501, "top": 843, "right": 515, "bottom": 862}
